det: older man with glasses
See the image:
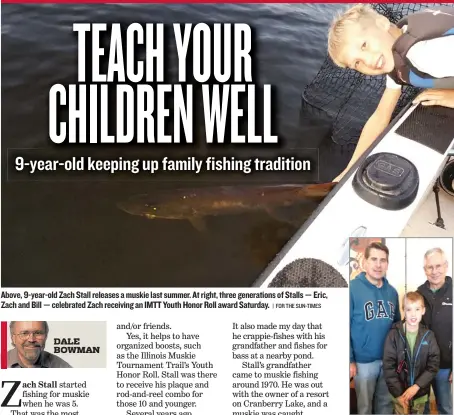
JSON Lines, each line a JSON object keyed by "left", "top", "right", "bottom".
{"left": 8, "top": 321, "right": 72, "bottom": 368}
{"left": 417, "top": 248, "right": 452, "bottom": 415}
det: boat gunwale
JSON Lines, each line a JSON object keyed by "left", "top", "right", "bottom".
{"left": 252, "top": 102, "right": 453, "bottom": 287}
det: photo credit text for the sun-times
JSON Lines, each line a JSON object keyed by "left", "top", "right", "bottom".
{"left": 0, "top": 288, "right": 348, "bottom": 415}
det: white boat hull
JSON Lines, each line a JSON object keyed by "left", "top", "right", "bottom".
{"left": 254, "top": 104, "right": 454, "bottom": 287}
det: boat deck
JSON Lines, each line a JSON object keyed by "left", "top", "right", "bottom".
{"left": 401, "top": 182, "right": 454, "bottom": 237}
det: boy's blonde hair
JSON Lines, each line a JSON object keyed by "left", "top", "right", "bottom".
{"left": 328, "top": 4, "right": 383, "bottom": 67}
{"left": 403, "top": 291, "right": 425, "bottom": 309}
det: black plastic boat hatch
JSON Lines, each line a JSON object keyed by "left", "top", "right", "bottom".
{"left": 440, "top": 159, "right": 454, "bottom": 197}
{"left": 352, "top": 152, "right": 419, "bottom": 210}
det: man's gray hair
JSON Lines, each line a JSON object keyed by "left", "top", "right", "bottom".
{"left": 424, "top": 247, "right": 447, "bottom": 261}
{"left": 9, "top": 321, "right": 49, "bottom": 334}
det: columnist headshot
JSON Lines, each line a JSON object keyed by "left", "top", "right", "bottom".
{"left": 8, "top": 321, "right": 72, "bottom": 368}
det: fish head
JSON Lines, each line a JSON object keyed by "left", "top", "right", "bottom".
{"left": 117, "top": 193, "right": 194, "bottom": 220}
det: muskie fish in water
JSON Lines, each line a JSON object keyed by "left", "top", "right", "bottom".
{"left": 117, "top": 182, "right": 336, "bottom": 231}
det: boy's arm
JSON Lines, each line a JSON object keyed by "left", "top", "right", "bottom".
{"left": 333, "top": 86, "right": 402, "bottom": 182}
{"left": 414, "top": 333, "right": 440, "bottom": 389}
{"left": 382, "top": 331, "right": 403, "bottom": 398}
{"left": 413, "top": 89, "right": 454, "bottom": 109}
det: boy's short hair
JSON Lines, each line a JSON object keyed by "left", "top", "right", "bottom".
{"left": 328, "top": 4, "right": 383, "bottom": 67}
{"left": 403, "top": 291, "right": 425, "bottom": 308}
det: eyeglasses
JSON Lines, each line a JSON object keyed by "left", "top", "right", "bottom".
{"left": 14, "top": 331, "right": 46, "bottom": 340}
{"left": 424, "top": 263, "right": 447, "bottom": 273}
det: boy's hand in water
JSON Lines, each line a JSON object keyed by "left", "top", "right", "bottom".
{"left": 413, "top": 89, "right": 454, "bottom": 109}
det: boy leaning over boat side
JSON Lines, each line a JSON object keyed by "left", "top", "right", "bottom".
{"left": 327, "top": 4, "right": 454, "bottom": 182}
{"left": 383, "top": 291, "right": 440, "bottom": 415}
